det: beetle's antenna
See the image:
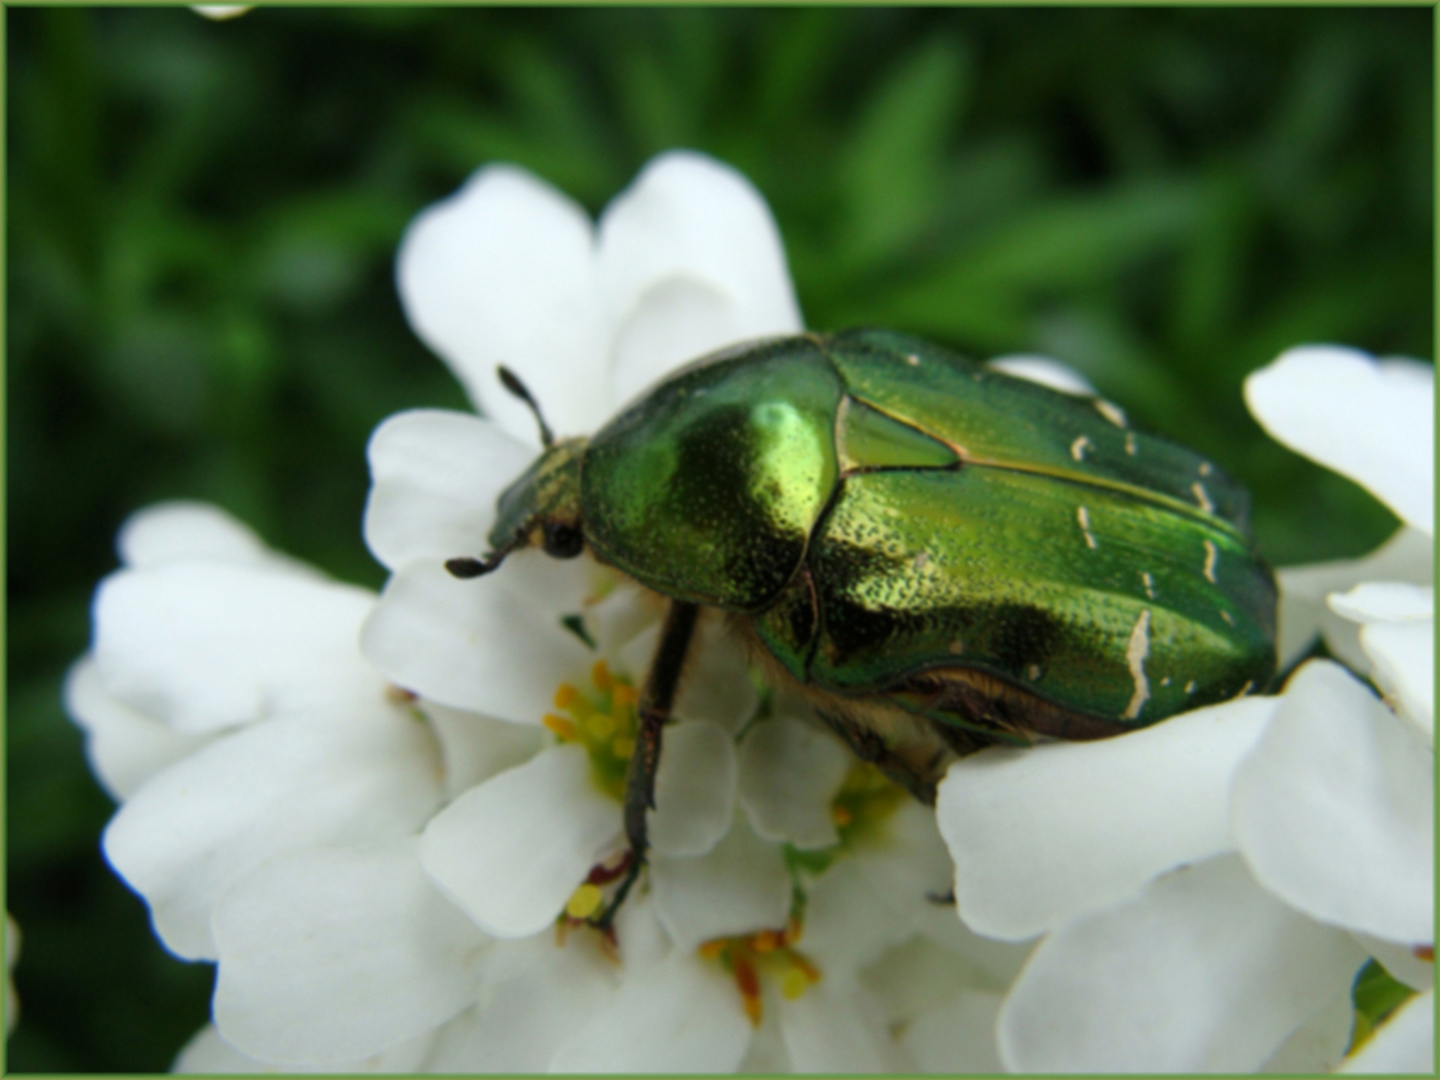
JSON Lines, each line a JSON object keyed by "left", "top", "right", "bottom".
{"left": 497, "top": 365, "right": 554, "bottom": 448}
{"left": 445, "top": 540, "right": 517, "bottom": 579}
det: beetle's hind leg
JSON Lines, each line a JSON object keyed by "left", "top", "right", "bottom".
{"left": 813, "top": 707, "right": 940, "bottom": 807}
{"left": 589, "top": 600, "right": 701, "bottom": 933}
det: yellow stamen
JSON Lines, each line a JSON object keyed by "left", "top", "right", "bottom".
{"left": 780, "top": 967, "right": 810, "bottom": 1000}
{"left": 565, "top": 883, "right": 604, "bottom": 920}
{"left": 543, "top": 714, "right": 577, "bottom": 741}
{"left": 698, "top": 939, "right": 727, "bottom": 960}
{"left": 742, "top": 993, "right": 763, "bottom": 1026}
{"left": 791, "top": 953, "right": 822, "bottom": 983}
{"left": 611, "top": 683, "right": 638, "bottom": 708}
{"left": 553, "top": 684, "right": 579, "bottom": 710}
{"left": 591, "top": 660, "right": 614, "bottom": 692}
{"left": 585, "top": 712, "right": 616, "bottom": 739}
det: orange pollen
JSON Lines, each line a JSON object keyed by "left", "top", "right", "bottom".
{"left": 553, "top": 684, "right": 579, "bottom": 710}
{"left": 831, "top": 805, "right": 853, "bottom": 827}
{"left": 750, "top": 930, "right": 782, "bottom": 954}
{"left": 591, "top": 660, "right": 614, "bottom": 692}
{"left": 611, "top": 683, "right": 639, "bottom": 707}
{"left": 698, "top": 939, "right": 727, "bottom": 960}
{"left": 1415, "top": 945, "right": 1435, "bottom": 962}
{"left": 542, "top": 714, "right": 577, "bottom": 740}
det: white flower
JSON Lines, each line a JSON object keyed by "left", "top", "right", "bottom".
{"left": 71, "top": 154, "right": 1021, "bottom": 1073}
{"left": 936, "top": 343, "right": 1434, "bottom": 1072}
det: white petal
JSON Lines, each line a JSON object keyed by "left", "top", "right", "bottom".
{"left": 849, "top": 799, "right": 956, "bottom": 929}
{"left": 987, "top": 355, "right": 1097, "bottom": 396}
{"left": 1339, "top": 988, "right": 1435, "bottom": 1073}
{"left": 1329, "top": 582, "right": 1434, "bottom": 623}
{"left": 1232, "top": 660, "right": 1434, "bottom": 945}
{"left": 395, "top": 164, "right": 611, "bottom": 440}
{"left": 63, "top": 658, "right": 214, "bottom": 801}
{"left": 363, "top": 411, "right": 535, "bottom": 572}
{"left": 1258, "top": 991, "right": 1354, "bottom": 1073}
{"left": 1362, "top": 620, "right": 1435, "bottom": 745}
{"left": 998, "top": 854, "right": 1368, "bottom": 1072}
{"left": 583, "top": 580, "right": 664, "bottom": 657}
{"left": 360, "top": 551, "right": 592, "bottom": 720}
{"left": 212, "top": 840, "right": 486, "bottom": 1065}
{"left": 419, "top": 701, "right": 545, "bottom": 799}
{"left": 799, "top": 858, "right": 915, "bottom": 983}
{"left": 651, "top": 819, "right": 791, "bottom": 952}
{"left": 900, "top": 989, "right": 1006, "bottom": 1073}
{"left": 860, "top": 935, "right": 996, "bottom": 1028}
{"left": 550, "top": 950, "right": 751, "bottom": 1073}
{"left": 1277, "top": 526, "right": 1433, "bottom": 669}
{"left": 779, "top": 981, "right": 904, "bottom": 1073}
{"left": 103, "top": 701, "right": 443, "bottom": 960}
{"left": 423, "top": 936, "right": 617, "bottom": 1072}
{"left": 419, "top": 744, "right": 621, "bottom": 939}
{"left": 649, "top": 720, "right": 737, "bottom": 858}
{"left": 938, "top": 696, "right": 1276, "bottom": 940}
{"left": 611, "top": 889, "right": 672, "bottom": 978}
{"left": 117, "top": 502, "right": 313, "bottom": 574}
{"left": 93, "top": 562, "right": 381, "bottom": 734}
{"left": 737, "top": 715, "right": 850, "bottom": 850}
{"left": 672, "top": 614, "right": 760, "bottom": 736}
{"left": 598, "top": 151, "right": 803, "bottom": 405}
{"left": 174, "top": 1024, "right": 435, "bottom": 1074}
{"left": 1245, "top": 347, "right": 1434, "bottom": 535}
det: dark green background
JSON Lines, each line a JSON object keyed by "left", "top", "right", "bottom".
{"left": 6, "top": 6, "right": 1433, "bottom": 1071}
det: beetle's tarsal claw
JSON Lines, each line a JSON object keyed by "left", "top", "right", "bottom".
{"left": 445, "top": 553, "right": 503, "bottom": 579}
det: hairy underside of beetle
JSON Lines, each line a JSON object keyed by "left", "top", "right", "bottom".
{"left": 726, "top": 610, "right": 1131, "bottom": 806}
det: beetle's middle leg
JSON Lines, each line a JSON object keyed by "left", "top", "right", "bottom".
{"left": 814, "top": 707, "right": 939, "bottom": 807}
{"left": 590, "top": 599, "right": 700, "bottom": 931}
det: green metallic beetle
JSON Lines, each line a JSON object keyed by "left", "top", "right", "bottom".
{"left": 448, "top": 328, "right": 1277, "bottom": 925}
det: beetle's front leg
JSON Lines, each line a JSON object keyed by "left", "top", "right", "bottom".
{"left": 590, "top": 599, "right": 701, "bottom": 932}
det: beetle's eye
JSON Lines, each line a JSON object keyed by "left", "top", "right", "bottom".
{"left": 543, "top": 523, "right": 584, "bottom": 559}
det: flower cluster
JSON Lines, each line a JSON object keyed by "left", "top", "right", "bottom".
{"left": 66, "top": 153, "right": 1432, "bottom": 1072}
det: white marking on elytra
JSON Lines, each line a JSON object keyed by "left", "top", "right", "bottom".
{"left": 1122, "top": 609, "right": 1152, "bottom": 720}
{"left": 1026, "top": 664, "right": 1042, "bottom": 681}
{"left": 1141, "top": 571, "right": 1155, "bottom": 599}
{"left": 1077, "top": 506, "right": 1097, "bottom": 549}
{"left": 1070, "top": 435, "right": 1092, "bottom": 461}
{"left": 1184, "top": 680, "right": 1196, "bottom": 694}
{"left": 913, "top": 551, "right": 930, "bottom": 571}
{"left": 1220, "top": 610, "right": 1234, "bottom": 626}
{"left": 1192, "top": 481, "right": 1215, "bottom": 513}
{"left": 1095, "top": 400, "right": 1128, "bottom": 428}
{"left": 1124, "top": 432, "right": 1137, "bottom": 456}
{"left": 905, "top": 353, "right": 921, "bottom": 367}
{"left": 1161, "top": 676, "right": 1172, "bottom": 687}
{"left": 1202, "top": 540, "right": 1218, "bottom": 583}
{"left": 1198, "top": 461, "right": 1212, "bottom": 477}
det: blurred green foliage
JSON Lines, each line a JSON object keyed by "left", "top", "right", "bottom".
{"left": 5, "top": 6, "right": 1432, "bottom": 1072}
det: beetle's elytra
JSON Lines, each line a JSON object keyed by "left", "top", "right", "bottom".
{"left": 450, "top": 329, "right": 1278, "bottom": 926}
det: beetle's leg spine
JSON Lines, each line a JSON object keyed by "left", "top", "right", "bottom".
{"left": 591, "top": 599, "right": 701, "bottom": 932}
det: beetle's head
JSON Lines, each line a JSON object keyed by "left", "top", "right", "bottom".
{"left": 445, "top": 367, "right": 589, "bottom": 580}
